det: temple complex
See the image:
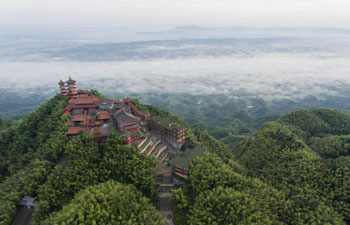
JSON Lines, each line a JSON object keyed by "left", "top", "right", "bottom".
{"left": 57, "top": 78, "right": 210, "bottom": 186}
{"left": 59, "top": 78, "right": 187, "bottom": 147}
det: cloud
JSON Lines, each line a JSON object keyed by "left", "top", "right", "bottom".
{"left": 0, "top": 53, "right": 349, "bottom": 99}
{"left": 1, "top": 26, "right": 350, "bottom": 100}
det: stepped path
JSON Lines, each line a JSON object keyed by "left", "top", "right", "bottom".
{"left": 137, "top": 127, "right": 186, "bottom": 225}
{"left": 146, "top": 138, "right": 161, "bottom": 156}
{"left": 10, "top": 208, "right": 33, "bottom": 225}
{"left": 139, "top": 136, "right": 152, "bottom": 154}
{"left": 158, "top": 151, "right": 169, "bottom": 163}
{"left": 152, "top": 143, "right": 168, "bottom": 158}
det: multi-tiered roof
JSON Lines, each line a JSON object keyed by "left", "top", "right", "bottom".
{"left": 59, "top": 77, "right": 78, "bottom": 96}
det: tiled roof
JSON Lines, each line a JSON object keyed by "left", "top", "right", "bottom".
{"left": 62, "top": 111, "right": 71, "bottom": 117}
{"left": 124, "top": 105, "right": 132, "bottom": 113}
{"left": 153, "top": 116, "right": 172, "bottom": 127}
{"left": 114, "top": 103, "right": 125, "bottom": 109}
{"left": 77, "top": 91, "right": 93, "bottom": 96}
{"left": 72, "top": 109, "right": 83, "bottom": 113}
{"left": 72, "top": 104, "right": 97, "bottom": 109}
{"left": 64, "top": 105, "right": 72, "bottom": 111}
{"left": 93, "top": 128, "right": 101, "bottom": 134}
{"left": 116, "top": 108, "right": 139, "bottom": 123}
{"left": 152, "top": 116, "right": 186, "bottom": 130}
{"left": 66, "top": 127, "right": 85, "bottom": 135}
{"left": 72, "top": 96, "right": 100, "bottom": 105}
{"left": 99, "top": 100, "right": 113, "bottom": 110}
{"left": 98, "top": 111, "right": 110, "bottom": 120}
{"left": 170, "top": 146, "right": 205, "bottom": 169}
{"left": 90, "top": 121, "right": 102, "bottom": 126}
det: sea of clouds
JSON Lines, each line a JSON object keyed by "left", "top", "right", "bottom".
{"left": 1, "top": 26, "right": 350, "bottom": 99}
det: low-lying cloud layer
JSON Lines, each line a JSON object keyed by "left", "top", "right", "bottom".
{"left": 1, "top": 53, "right": 349, "bottom": 99}
{"left": 1, "top": 26, "right": 350, "bottom": 100}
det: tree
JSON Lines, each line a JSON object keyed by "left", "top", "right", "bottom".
{"left": 43, "top": 181, "right": 164, "bottom": 225}
{"left": 188, "top": 186, "right": 275, "bottom": 225}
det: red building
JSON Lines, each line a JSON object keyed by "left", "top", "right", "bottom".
{"left": 124, "top": 98, "right": 150, "bottom": 119}
{"left": 125, "top": 133, "right": 141, "bottom": 145}
{"left": 149, "top": 116, "right": 186, "bottom": 142}
{"left": 58, "top": 80, "right": 68, "bottom": 96}
{"left": 115, "top": 108, "right": 140, "bottom": 133}
{"left": 59, "top": 80, "right": 186, "bottom": 146}
{"left": 97, "top": 110, "right": 110, "bottom": 121}
{"left": 66, "top": 127, "right": 86, "bottom": 136}
{"left": 68, "top": 95, "right": 101, "bottom": 110}
{"left": 66, "top": 76, "right": 78, "bottom": 96}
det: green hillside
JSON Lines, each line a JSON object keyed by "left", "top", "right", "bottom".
{"left": 1, "top": 95, "right": 350, "bottom": 225}
{"left": 173, "top": 129, "right": 346, "bottom": 225}
{"left": 235, "top": 109, "right": 350, "bottom": 223}
{"left": 0, "top": 94, "right": 162, "bottom": 225}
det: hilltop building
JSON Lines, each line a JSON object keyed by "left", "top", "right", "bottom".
{"left": 67, "top": 77, "right": 78, "bottom": 96}
{"left": 59, "top": 78, "right": 187, "bottom": 145}
{"left": 58, "top": 77, "right": 210, "bottom": 189}
{"left": 58, "top": 80, "right": 68, "bottom": 96}
{"left": 149, "top": 116, "right": 186, "bottom": 142}
{"left": 58, "top": 76, "right": 78, "bottom": 97}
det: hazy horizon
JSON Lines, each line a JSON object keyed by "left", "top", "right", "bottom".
{"left": 1, "top": 1, "right": 350, "bottom": 101}
{"left": 1, "top": 0, "right": 350, "bottom": 28}
{"left": 1, "top": 25, "right": 350, "bottom": 100}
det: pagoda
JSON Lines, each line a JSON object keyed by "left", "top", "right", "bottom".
{"left": 66, "top": 76, "right": 78, "bottom": 96}
{"left": 58, "top": 79, "right": 68, "bottom": 96}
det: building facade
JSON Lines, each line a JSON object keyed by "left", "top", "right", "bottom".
{"left": 149, "top": 116, "right": 186, "bottom": 142}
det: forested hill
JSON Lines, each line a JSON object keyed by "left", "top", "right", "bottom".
{"left": 236, "top": 109, "right": 350, "bottom": 223}
{"left": 0, "top": 94, "right": 166, "bottom": 225}
{"left": 1, "top": 93, "right": 350, "bottom": 225}
{"left": 172, "top": 109, "right": 350, "bottom": 225}
{"left": 0, "top": 93, "right": 209, "bottom": 225}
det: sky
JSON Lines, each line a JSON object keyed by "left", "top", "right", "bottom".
{"left": 1, "top": 0, "right": 350, "bottom": 28}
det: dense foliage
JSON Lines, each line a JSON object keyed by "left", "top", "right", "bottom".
{"left": 170, "top": 110, "right": 350, "bottom": 224}
{"left": 2, "top": 93, "right": 350, "bottom": 225}
{"left": 0, "top": 94, "right": 68, "bottom": 180}
{"left": 44, "top": 181, "right": 164, "bottom": 225}
{"left": 236, "top": 109, "right": 350, "bottom": 223}
{"left": 33, "top": 132, "right": 158, "bottom": 223}
{"left": 0, "top": 95, "right": 160, "bottom": 224}
{"left": 0, "top": 118, "right": 12, "bottom": 130}
{"left": 173, "top": 151, "right": 345, "bottom": 225}
{"left": 0, "top": 160, "right": 54, "bottom": 225}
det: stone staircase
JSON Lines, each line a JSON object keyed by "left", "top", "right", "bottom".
{"left": 139, "top": 136, "right": 152, "bottom": 154}
{"left": 158, "top": 151, "right": 169, "bottom": 163}
{"left": 146, "top": 138, "right": 161, "bottom": 156}
{"left": 139, "top": 135, "right": 172, "bottom": 162}
{"left": 152, "top": 144, "right": 167, "bottom": 158}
